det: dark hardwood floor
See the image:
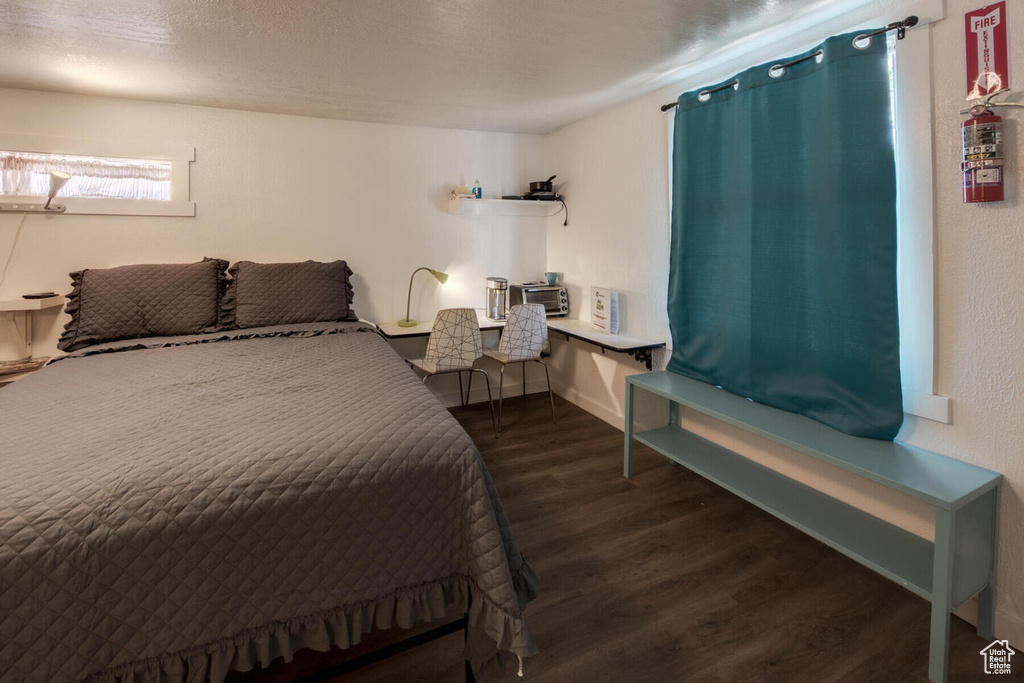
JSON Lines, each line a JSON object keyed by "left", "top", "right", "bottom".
{"left": 235, "top": 395, "right": 992, "bottom": 682}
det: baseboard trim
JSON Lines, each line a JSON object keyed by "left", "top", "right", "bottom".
{"left": 553, "top": 382, "right": 623, "bottom": 430}
{"left": 432, "top": 377, "right": 552, "bottom": 409}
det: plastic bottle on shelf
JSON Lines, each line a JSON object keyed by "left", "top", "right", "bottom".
{"left": 472, "top": 179, "right": 482, "bottom": 199}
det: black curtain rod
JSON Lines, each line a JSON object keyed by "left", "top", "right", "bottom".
{"left": 660, "top": 15, "right": 919, "bottom": 112}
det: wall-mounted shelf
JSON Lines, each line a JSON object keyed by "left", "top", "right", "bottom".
{"left": 447, "top": 197, "right": 564, "bottom": 218}
{"left": 0, "top": 295, "right": 65, "bottom": 312}
{"left": 548, "top": 318, "right": 665, "bottom": 370}
{"left": 1, "top": 295, "right": 64, "bottom": 360}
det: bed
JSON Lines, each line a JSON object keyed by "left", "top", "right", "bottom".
{"left": 0, "top": 320, "right": 538, "bottom": 682}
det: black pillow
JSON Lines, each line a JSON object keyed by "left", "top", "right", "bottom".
{"left": 58, "top": 258, "right": 229, "bottom": 352}
{"left": 224, "top": 260, "right": 356, "bottom": 329}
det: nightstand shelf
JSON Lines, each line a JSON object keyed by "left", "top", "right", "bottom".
{"left": 0, "top": 295, "right": 65, "bottom": 312}
{"left": 1, "top": 295, "right": 64, "bottom": 360}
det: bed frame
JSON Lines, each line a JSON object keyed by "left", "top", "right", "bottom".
{"left": 295, "top": 616, "right": 475, "bottom": 683}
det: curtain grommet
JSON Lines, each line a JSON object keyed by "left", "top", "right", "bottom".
{"left": 696, "top": 80, "right": 738, "bottom": 104}
{"left": 769, "top": 49, "right": 824, "bottom": 79}
{"left": 853, "top": 35, "right": 872, "bottom": 50}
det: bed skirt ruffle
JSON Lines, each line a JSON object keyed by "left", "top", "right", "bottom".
{"left": 82, "top": 561, "right": 539, "bottom": 683}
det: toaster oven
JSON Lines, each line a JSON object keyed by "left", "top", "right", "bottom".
{"left": 509, "top": 284, "right": 568, "bottom": 317}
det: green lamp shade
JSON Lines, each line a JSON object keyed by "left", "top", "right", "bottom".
{"left": 398, "top": 267, "right": 448, "bottom": 327}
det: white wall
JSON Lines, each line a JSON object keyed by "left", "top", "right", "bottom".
{"left": 544, "top": 1, "right": 1024, "bottom": 648}
{"left": 0, "top": 88, "right": 548, "bottom": 397}
{"left": 543, "top": 91, "right": 673, "bottom": 427}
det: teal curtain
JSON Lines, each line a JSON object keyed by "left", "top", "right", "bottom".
{"left": 667, "top": 30, "right": 903, "bottom": 440}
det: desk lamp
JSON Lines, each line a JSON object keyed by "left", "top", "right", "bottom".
{"left": 398, "top": 267, "right": 448, "bottom": 327}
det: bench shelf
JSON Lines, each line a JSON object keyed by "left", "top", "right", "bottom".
{"left": 624, "top": 371, "right": 1002, "bottom": 683}
{"left": 634, "top": 426, "right": 936, "bottom": 599}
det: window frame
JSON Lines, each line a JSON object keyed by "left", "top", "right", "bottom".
{"left": 890, "top": 24, "right": 950, "bottom": 423}
{"left": 0, "top": 133, "right": 194, "bottom": 217}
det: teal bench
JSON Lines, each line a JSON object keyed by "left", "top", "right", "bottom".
{"left": 624, "top": 371, "right": 1002, "bottom": 683}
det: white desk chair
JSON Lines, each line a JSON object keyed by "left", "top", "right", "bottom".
{"left": 483, "top": 303, "right": 556, "bottom": 434}
{"left": 407, "top": 308, "right": 497, "bottom": 438}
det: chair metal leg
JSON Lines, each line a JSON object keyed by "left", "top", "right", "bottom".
{"left": 473, "top": 368, "right": 498, "bottom": 438}
{"left": 458, "top": 371, "right": 466, "bottom": 408}
{"left": 464, "top": 370, "right": 473, "bottom": 409}
{"left": 498, "top": 364, "right": 506, "bottom": 434}
{"left": 536, "top": 358, "right": 556, "bottom": 423}
{"left": 522, "top": 362, "right": 527, "bottom": 397}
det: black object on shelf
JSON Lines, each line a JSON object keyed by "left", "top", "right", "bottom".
{"left": 22, "top": 292, "right": 58, "bottom": 299}
{"left": 523, "top": 192, "right": 568, "bottom": 226}
{"left": 529, "top": 175, "right": 557, "bottom": 193}
{"left": 499, "top": 186, "right": 568, "bottom": 226}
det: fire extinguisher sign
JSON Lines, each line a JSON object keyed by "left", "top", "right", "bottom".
{"left": 965, "top": 2, "right": 1009, "bottom": 99}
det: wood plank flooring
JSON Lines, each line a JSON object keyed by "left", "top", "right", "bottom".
{"left": 231, "top": 395, "right": 992, "bottom": 682}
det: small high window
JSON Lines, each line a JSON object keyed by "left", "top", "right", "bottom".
{"left": 0, "top": 133, "right": 194, "bottom": 217}
{"left": 0, "top": 151, "right": 172, "bottom": 201}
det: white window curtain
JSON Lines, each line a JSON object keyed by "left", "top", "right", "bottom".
{"left": 0, "top": 151, "right": 171, "bottom": 201}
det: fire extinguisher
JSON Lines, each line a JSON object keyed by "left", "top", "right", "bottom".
{"left": 962, "top": 105, "right": 1004, "bottom": 203}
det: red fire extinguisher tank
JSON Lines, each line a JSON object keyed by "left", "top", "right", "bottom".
{"left": 962, "top": 108, "right": 1004, "bottom": 203}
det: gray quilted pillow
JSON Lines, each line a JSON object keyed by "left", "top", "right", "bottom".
{"left": 58, "top": 258, "right": 229, "bottom": 352}
{"left": 225, "top": 260, "right": 356, "bottom": 329}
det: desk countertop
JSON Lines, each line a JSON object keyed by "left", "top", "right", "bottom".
{"left": 378, "top": 310, "right": 504, "bottom": 338}
{"left": 378, "top": 310, "right": 664, "bottom": 351}
{"left": 547, "top": 318, "right": 664, "bottom": 352}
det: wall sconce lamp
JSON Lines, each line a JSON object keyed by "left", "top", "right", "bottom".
{"left": 44, "top": 171, "right": 71, "bottom": 211}
{"left": 0, "top": 171, "right": 71, "bottom": 214}
{"left": 0, "top": 171, "right": 73, "bottom": 290}
{"left": 398, "top": 267, "right": 448, "bottom": 327}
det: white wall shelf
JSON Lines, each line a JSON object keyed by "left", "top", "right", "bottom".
{"left": 447, "top": 197, "right": 563, "bottom": 218}
{"left": 1, "top": 295, "right": 64, "bottom": 360}
{"left": 0, "top": 295, "right": 65, "bottom": 312}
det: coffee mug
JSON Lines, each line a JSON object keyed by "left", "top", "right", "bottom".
{"left": 545, "top": 272, "right": 558, "bottom": 286}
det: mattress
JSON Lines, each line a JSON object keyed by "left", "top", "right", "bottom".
{"left": 0, "top": 322, "right": 537, "bottom": 682}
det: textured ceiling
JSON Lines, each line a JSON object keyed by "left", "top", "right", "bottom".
{"left": 0, "top": 0, "right": 888, "bottom": 134}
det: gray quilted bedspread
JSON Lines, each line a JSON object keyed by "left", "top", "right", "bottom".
{"left": 0, "top": 322, "right": 537, "bottom": 682}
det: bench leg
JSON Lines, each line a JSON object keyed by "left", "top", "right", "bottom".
{"left": 977, "top": 583, "right": 997, "bottom": 642}
{"left": 624, "top": 382, "right": 634, "bottom": 479}
{"left": 929, "top": 507, "right": 956, "bottom": 683}
{"left": 667, "top": 399, "right": 681, "bottom": 467}
{"left": 977, "top": 486, "right": 1001, "bottom": 642}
